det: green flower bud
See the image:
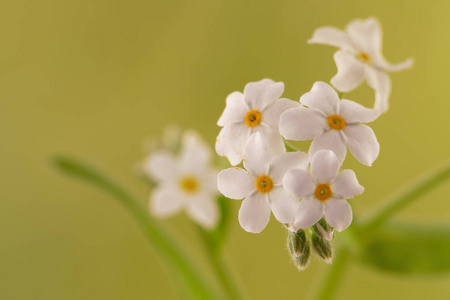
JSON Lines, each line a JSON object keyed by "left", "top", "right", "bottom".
{"left": 293, "top": 241, "right": 310, "bottom": 271}
{"left": 287, "top": 229, "right": 308, "bottom": 257}
{"left": 311, "top": 231, "right": 333, "bottom": 263}
{"left": 287, "top": 229, "right": 311, "bottom": 271}
{"left": 313, "top": 218, "right": 334, "bottom": 241}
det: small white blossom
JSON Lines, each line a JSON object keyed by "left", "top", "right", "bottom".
{"left": 283, "top": 150, "right": 364, "bottom": 232}
{"left": 217, "top": 133, "right": 308, "bottom": 233}
{"left": 279, "top": 81, "right": 380, "bottom": 166}
{"left": 144, "top": 130, "right": 219, "bottom": 229}
{"left": 216, "top": 79, "right": 299, "bottom": 165}
{"left": 309, "top": 17, "right": 413, "bottom": 112}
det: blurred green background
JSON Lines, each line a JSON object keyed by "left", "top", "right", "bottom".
{"left": 1, "top": 0, "right": 449, "bottom": 299}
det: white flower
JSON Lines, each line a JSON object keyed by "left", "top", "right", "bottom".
{"left": 283, "top": 150, "right": 364, "bottom": 232}
{"left": 144, "top": 130, "right": 219, "bottom": 229}
{"left": 216, "top": 79, "right": 299, "bottom": 166}
{"left": 309, "top": 17, "right": 413, "bottom": 113}
{"left": 217, "top": 132, "right": 309, "bottom": 233}
{"left": 279, "top": 81, "right": 380, "bottom": 166}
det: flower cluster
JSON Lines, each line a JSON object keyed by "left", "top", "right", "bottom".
{"left": 140, "top": 17, "right": 411, "bottom": 270}
{"left": 217, "top": 81, "right": 367, "bottom": 235}
{"left": 216, "top": 17, "right": 411, "bottom": 269}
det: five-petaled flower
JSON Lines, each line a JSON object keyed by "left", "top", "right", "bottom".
{"left": 309, "top": 17, "right": 412, "bottom": 113}
{"left": 217, "top": 133, "right": 309, "bottom": 233}
{"left": 216, "top": 78, "right": 299, "bottom": 166}
{"left": 144, "top": 130, "right": 219, "bottom": 229}
{"left": 283, "top": 150, "right": 364, "bottom": 232}
{"left": 279, "top": 81, "right": 381, "bottom": 166}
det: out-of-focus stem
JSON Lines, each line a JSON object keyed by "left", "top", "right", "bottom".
{"left": 52, "top": 156, "right": 221, "bottom": 300}
{"left": 359, "top": 160, "right": 450, "bottom": 233}
{"left": 196, "top": 197, "right": 244, "bottom": 300}
{"left": 313, "top": 246, "right": 349, "bottom": 300}
{"left": 205, "top": 246, "right": 244, "bottom": 300}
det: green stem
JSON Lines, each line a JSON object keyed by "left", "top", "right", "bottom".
{"left": 313, "top": 246, "right": 349, "bottom": 300}
{"left": 205, "top": 246, "right": 244, "bottom": 300}
{"left": 195, "top": 197, "right": 244, "bottom": 300}
{"left": 359, "top": 160, "right": 450, "bottom": 233}
{"left": 52, "top": 156, "right": 221, "bottom": 300}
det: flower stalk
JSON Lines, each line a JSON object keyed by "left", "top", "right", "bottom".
{"left": 199, "top": 236, "right": 244, "bottom": 300}
{"left": 195, "top": 197, "right": 244, "bottom": 300}
{"left": 359, "top": 160, "right": 450, "bottom": 233}
{"left": 313, "top": 246, "right": 349, "bottom": 300}
{"left": 52, "top": 156, "right": 222, "bottom": 300}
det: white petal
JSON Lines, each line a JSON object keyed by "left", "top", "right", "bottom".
{"left": 365, "top": 66, "right": 391, "bottom": 113}
{"left": 180, "top": 130, "right": 211, "bottom": 170}
{"left": 344, "top": 124, "right": 380, "bottom": 166}
{"left": 145, "top": 151, "right": 178, "bottom": 183}
{"left": 310, "top": 150, "right": 340, "bottom": 183}
{"left": 323, "top": 198, "right": 353, "bottom": 232}
{"left": 332, "top": 169, "right": 364, "bottom": 199}
{"left": 269, "top": 151, "right": 309, "bottom": 183}
{"left": 346, "top": 17, "right": 381, "bottom": 54}
{"left": 293, "top": 197, "right": 323, "bottom": 229}
{"left": 283, "top": 169, "right": 315, "bottom": 198}
{"left": 215, "top": 124, "right": 250, "bottom": 166}
{"left": 186, "top": 196, "right": 219, "bottom": 229}
{"left": 339, "top": 99, "right": 381, "bottom": 124}
{"left": 309, "top": 129, "right": 347, "bottom": 165}
{"left": 279, "top": 107, "right": 326, "bottom": 141}
{"left": 300, "top": 81, "right": 340, "bottom": 116}
{"left": 375, "top": 57, "right": 413, "bottom": 72}
{"left": 262, "top": 98, "right": 300, "bottom": 130}
{"left": 243, "top": 79, "right": 284, "bottom": 110}
{"left": 217, "top": 91, "right": 248, "bottom": 127}
{"left": 217, "top": 168, "right": 255, "bottom": 199}
{"left": 330, "top": 50, "right": 365, "bottom": 92}
{"left": 256, "top": 123, "right": 286, "bottom": 157}
{"left": 268, "top": 187, "right": 298, "bottom": 224}
{"left": 308, "top": 26, "right": 354, "bottom": 50}
{"left": 150, "top": 186, "right": 185, "bottom": 217}
{"left": 239, "top": 192, "right": 271, "bottom": 233}
{"left": 243, "top": 132, "right": 273, "bottom": 176}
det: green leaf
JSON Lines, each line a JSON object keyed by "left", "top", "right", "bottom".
{"left": 52, "top": 155, "right": 221, "bottom": 300}
{"left": 359, "top": 222, "right": 450, "bottom": 275}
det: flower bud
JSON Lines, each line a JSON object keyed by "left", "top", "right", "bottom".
{"left": 313, "top": 218, "right": 334, "bottom": 241}
{"left": 311, "top": 231, "right": 333, "bottom": 263}
{"left": 293, "top": 241, "right": 310, "bottom": 271}
{"left": 287, "top": 229, "right": 308, "bottom": 257}
{"left": 287, "top": 229, "right": 311, "bottom": 271}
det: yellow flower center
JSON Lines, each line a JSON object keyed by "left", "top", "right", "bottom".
{"left": 255, "top": 175, "right": 273, "bottom": 193}
{"left": 327, "top": 114, "right": 346, "bottom": 130}
{"left": 356, "top": 51, "right": 371, "bottom": 63}
{"left": 180, "top": 176, "right": 199, "bottom": 194}
{"left": 314, "top": 183, "right": 332, "bottom": 201}
{"left": 244, "top": 110, "right": 262, "bottom": 127}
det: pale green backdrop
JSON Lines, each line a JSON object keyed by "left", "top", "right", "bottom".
{"left": 1, "top": 0, "right": 449, "bottom": 299}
